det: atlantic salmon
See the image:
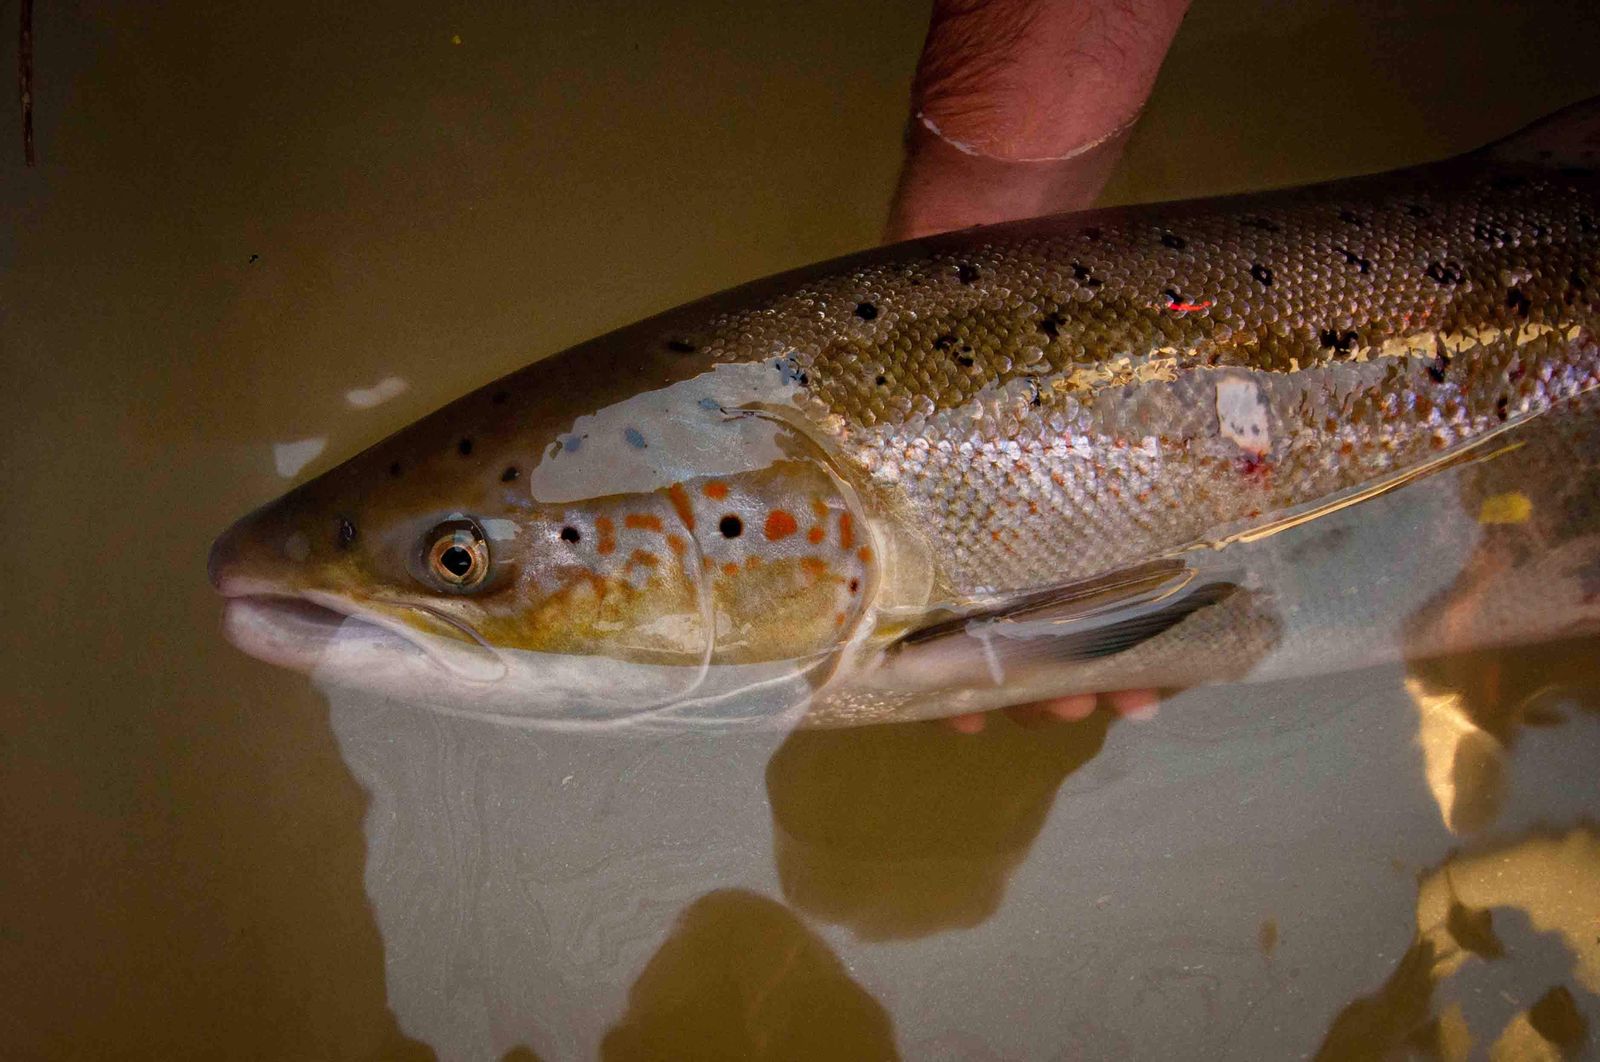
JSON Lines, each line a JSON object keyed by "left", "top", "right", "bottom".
{"left": 209, "top": 98, "right": 1600, "bottom": 729}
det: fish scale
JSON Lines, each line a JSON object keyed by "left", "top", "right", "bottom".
{"left": 678, "top": 162, "right": 1597, "bottom": 595}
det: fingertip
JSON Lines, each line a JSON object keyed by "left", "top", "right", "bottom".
{"left": 1040, "top": 693, "right": 1098, "bottom": 721}
{"left": 946, "top": 711, "right": 988, "bottom": 734}
{"left": 1108, "top": 688, "right": 1160, "bottom": 720}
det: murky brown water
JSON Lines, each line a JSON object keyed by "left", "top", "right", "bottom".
{"left": 5, "top": 1, "right": 1600, "bottom": 1058}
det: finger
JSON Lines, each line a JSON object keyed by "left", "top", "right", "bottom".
{"left": 945, "top": 710, "right": 989, "bottom": 734}
{"left": 887, "top": 0, "right": 1190, "bottom": 241}
{"left": 1037, "top": 692, "right": 1099, "bottom": 721}
{"left": 1107, "top": 688, "right": 1160, "bottom": 720}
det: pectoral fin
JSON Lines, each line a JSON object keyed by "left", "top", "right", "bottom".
{"left": 888, "top": 559, "right": 1241, "bottom": 686}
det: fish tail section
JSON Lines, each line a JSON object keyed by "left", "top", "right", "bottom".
{"left": 1479, "top": 94, "right": 1600, "bottom": 168}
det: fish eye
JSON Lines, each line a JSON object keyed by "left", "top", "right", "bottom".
{"left": 422, "top": 519, "right": 490, "bottom": 590}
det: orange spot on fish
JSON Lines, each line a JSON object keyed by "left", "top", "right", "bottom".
{"left": 595, "top": 516, "right": 616, "bottom": 555}
{"left": 667, "top": 483, "right": 695, "bottom": 531}
{"left": 625, "top": 513, "right": 662, "bottom": 531}
{"left": 834, "top": 612, "right": 846, "bottom": 626}
{"left": 722, "top": 562, "right": 740, "bottom": 577}
{"left": 807, "top": 526, "right": 825, "bottom": 544}
{"left": 837, "top": 513, "right": 854, "bottom": 551}
{"left": 665, "top": 533, "right": 687, "bottom": 557}
{"left": 857, "top": 546, "right": 873, "bottom": 564}
{"left": 703, "top": 481, "right": 729, "bottom": 500}
{"left": 765, "top": 510, "right": 798, "bottom": 540}
{"left": 628, "top": 549, "right": 659, "bottom": 568}
{"left": 810, "top": 497, "right": 829, "bottom": 520}
{"left": 1164, "top": 298, "right": 1213, "bottom": 313}
{"left": 745, "top": 556, "right": 762, "bottom": 570}
{"left": 801, "top": 557, "right": 829, "bottom": 580}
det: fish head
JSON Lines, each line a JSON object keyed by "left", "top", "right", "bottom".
{"left": 210, "top": 357, "right": 886, "bottom": 726}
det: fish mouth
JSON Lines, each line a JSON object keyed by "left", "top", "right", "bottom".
{"left": 217, "top": 579, "right": 506, "bottom": 683}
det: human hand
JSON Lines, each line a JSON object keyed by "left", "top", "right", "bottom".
{"left": 887, "top": 0, "right": 1190, "bottom": 730}
{"left": 887, "top": 0, "right": 1190, "bottom": 242}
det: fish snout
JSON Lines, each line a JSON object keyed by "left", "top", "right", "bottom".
{"left": 207, "top": 521, "right": 243, "bottom": 592}
{"left": 207, "top": 504, "right": 303, "bottom": 595}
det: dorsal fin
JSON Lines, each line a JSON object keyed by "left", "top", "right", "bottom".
{"left": 1479, "top": 94, "right": 1600, "bottom": 168}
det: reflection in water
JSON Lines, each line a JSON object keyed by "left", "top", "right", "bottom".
{"left": 1404, "top": 402, "right": 1600, "bottom": 834}
{"left": 600, "top": 889, "right": 898, "bottom": 1061}
{"left": 1318, "top": 827, "right": 1600, "bottom": 1060}
{"left": 767, "top": 712, "right": 1110, "bottom": 940}
{"left": 1408, "top": 635, "right": 1600, "bottom": 834}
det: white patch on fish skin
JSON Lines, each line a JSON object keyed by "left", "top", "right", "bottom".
{"left": 481, "top": 518, "right": 520, "bottom": 541}
{"left": 284, "top": 531, "right": 310, "bottom": 562}
{"left": 344, "top": 376, "right": 409, "bottom": 409}
{"left": 529, "top": 361, "right": 803, "bottom": 504}
{"left": 1215, "top": 377, "right": 1270, "bottom": 456}
{"left": 273, "top": 437, "right": 327, "bottom": 478}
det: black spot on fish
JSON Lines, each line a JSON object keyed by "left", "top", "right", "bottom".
{"left": 624, "top": 427, "right": 647, "bottom": 449}
{"left": 1578, "top": 213, "right": 1596, "bottom": 235}
{"left": 1335, "top": 247, "right": 1372, "bottom": 273}
{"left": 247, "top": 253, "right": 260, "bottom": 264}
{"left": 1338, "top": 209, "right": 1364, "bottom": 225}
{"left": 1473, "top": 221, "right": 1511, "bottom": 246}
{"left": 719, "top": 515, "right": 743, "bottom": 538}
{"left": 1506, "top": 287, "right": 1531, "bottom": 317}
{"left": 1426, "top": 261, "right": 1465, "bottom": 285}
{"left": 1025, "top": 377, "right": 1042, "bottom": 407}
{"left": 1161, "top": 288, "right": 1186, "bottom": 306}
{"left": 1495, "top": 395, "right": 1510, "bottom": 421}
{"left": 560, "top": 526, "right": 581, "bottom": 543}
{"left": 388, "top": 461, "right": 402, "bottom": 478}
{"left": 1038, "top": 313, "right": 1065, "bottom": 340}
{"left": 854, "top": 302, "right": 879, "bottom": 321}
{"left": 1160, "top": 232, "right": 1186, "bottom": 250}
{"left": 666, "top": 338, "right": 697, "bottom": 353}
{"left": 501, "top": 466, "right": 519, "bottom": 482}
{"left": 875, "top": 374, "right": 887, "bottom": 386}
{"left": 1404, "top": 203, "right": 1432, "bottom": 219}
{"left": 956, "top": 354, "right": 975, "bottom": 367}
{"left": 1250, "top": 263, "right": 1273, "bottom": 286}
{"left": 848, "top": 578, "right": 860, "bottom": 593}
{"left": 774, "top": 358, "right": 809, "bottom": 386}
{"left": 934, "top": 333, "right": 957, "bottom": 351}
{"left": 1566, "top": 268, "right": 1587, "bottom": 306}
{"left": 1242, "top": 216, "right": 1280, "bottom": 232}
{"left": 458, "top": 438, "right": 474, "bottom": 456}
{"left": 491, "top": 390, "right": 509, "bottom": 404}
{"left": 1319, "top": 329, "right": 1358, "bottom": 355}
{"left": 956, "top": 263, "right": 979, "bottom": 284}
{"left": 1427, "top": 352, "right": 1452, "bottom": 383}
{"left": 337, "top": 518, "right": 357, "bottom": 549}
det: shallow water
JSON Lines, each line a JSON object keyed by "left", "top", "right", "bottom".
{"left": 5, "top": 1, "right": 1600, "bottom": 1058}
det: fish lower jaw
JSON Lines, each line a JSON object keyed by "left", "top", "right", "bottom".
{"left": 220, "top": 593, "right": 431, "bottom": 676}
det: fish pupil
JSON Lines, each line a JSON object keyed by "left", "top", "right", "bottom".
{"left": 441, "top": 545, "right": 474, "bottom": 577}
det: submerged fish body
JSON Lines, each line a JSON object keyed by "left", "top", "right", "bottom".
{"left": 210, "top": 98, "right": 1600, "bottom": 729}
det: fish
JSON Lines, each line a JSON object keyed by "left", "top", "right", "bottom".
{"left": 208, "top": 96, "right": 1600, "bottom": 730}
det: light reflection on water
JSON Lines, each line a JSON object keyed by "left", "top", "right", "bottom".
{"left": 325, "top": 628, "right": 1600, "bottom": 1057}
